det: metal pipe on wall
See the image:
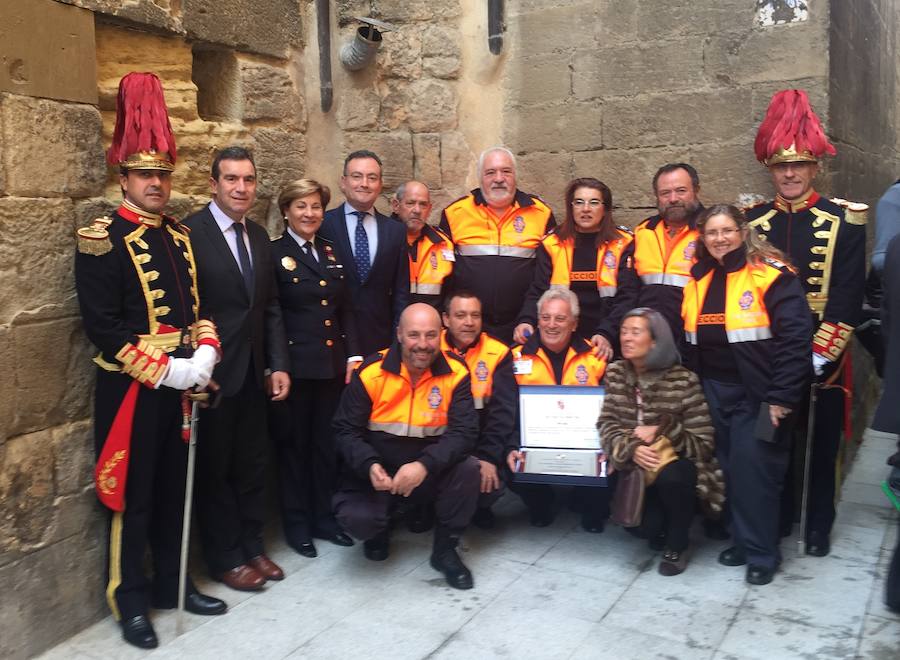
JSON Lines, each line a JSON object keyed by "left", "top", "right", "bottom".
{"left": 316, "top": 0, "right": 333, "bottom": 112}
{"left": 488, "top": 0, "right": 503, "bottom": 55}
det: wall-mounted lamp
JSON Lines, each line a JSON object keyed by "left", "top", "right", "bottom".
{"left": 340, "top": 17, "right": 397, "bottom": 71}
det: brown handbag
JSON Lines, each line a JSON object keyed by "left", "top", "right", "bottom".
{"left": 610, "top": 466, "right": 645, "bottom": 528}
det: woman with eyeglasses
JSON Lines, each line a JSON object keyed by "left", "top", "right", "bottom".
{"left": 682, "top": 204, "right": 812, "bottom": 585}
{"left": 513, "top": 178, "right": 639, "bottom": 361}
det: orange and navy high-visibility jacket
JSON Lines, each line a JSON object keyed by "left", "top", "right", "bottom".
{"left": 681, "top": 246, "right": 813, "bottom": 407}
{"left": 517, "top": 228, "right": 639, "bottom": 342}
{"left": 408, "top": 224, "right": 455, "bottom": 309}
{"left": 440, "top": 188, "right": 555, "bottom": 333}
{"left": 442, "top": 330, "right": 517, "bottom": 466}
{"left": 333, "top": 341, "right": 477, "bottom": 480}
{"left": 633, "top": 212, "right": 702, "bottom": 341}
{"left": 511, "top": 333, "right": 607, "bottom": 387}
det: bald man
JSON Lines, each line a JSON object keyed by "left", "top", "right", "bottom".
{"left": 392, "top": 181, "right": 454, "bottom": 310}
{"left": 332, "top": 304, "right": 480, "bottom": 589}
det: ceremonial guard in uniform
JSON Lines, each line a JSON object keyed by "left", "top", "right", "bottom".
{"left": 75, "top": 73, "right": 226, "bottom": 650}
{"left": 747, "top": 89, "right": 867, "bottom": 556}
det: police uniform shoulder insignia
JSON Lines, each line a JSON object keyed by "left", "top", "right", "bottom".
{"left": 76, "top": 216, "right": 113, "bottom": 256}
{"left": 763, "top": 257, "right": 787, "bottom": 270}
{"left": 830, "top": 197, "right": 869, "bottom": 225}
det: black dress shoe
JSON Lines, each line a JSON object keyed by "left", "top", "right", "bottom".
{"left": 151, "top": 591, "right": 227, "bottom": 615}
{"left": 581, "top": 517, "right": 605, "bottom": 534}
{"left": 323, "top": 531, "right": 355, "bottom": 547}
{"left": 718, "top": 545, "right": 747, "bottom": 567}
{"left": 746, "top": 564, "right": 775, "bottom": 585}
{"left": 471, "top": 507, "right": 495, "bottom": 530}
{"left": 121, "top": 615, "right": 158, "bottom": 649}
{"left": 431, "top": 546, "right": 474, "bottom": 590}
{"left": 806, "top": 531, "right": 831, "bottom": 557}
{"left": 363, "top": 533, "right": 390, "bottom": 561}
{"left": 291, "top": 540, "right": 318, "bottom": 558}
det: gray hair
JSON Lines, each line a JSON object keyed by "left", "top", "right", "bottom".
{"left": 537, "top": 286, "right": 580, "bottom": 320}
{"left": 477, "top": 146, "right": 517, "bottom": 178}
{"left": 621, "top": 307, "right": 681, "bottom": 371}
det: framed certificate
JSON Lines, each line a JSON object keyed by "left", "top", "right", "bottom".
{"left": 513, "top": 385, "right": 608, "bottom": 486}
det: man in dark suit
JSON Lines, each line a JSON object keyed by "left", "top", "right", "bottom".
{"left": 319, "top": 150, "right": 409, "bottom": 357}
{"left": 183, "top": 146, "right": 291, "bottom": 591}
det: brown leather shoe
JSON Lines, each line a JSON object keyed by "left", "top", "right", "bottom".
{"left": 218, "top": 564, "right": 266, "bottom": 591}
{"left": 249, "top": 554, "right": 285, "bottom": 581}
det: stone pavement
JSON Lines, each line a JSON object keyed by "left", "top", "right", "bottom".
{"left": 40, "top": 433, "right": 899, "bottom": 660}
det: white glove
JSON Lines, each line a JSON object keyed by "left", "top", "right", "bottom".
{"left": 156, "top": 357, "right": 202, "bottom": 390}
{"left": 191, "top": 345, "right": 218, "bottom": 389}
{"left": 812, "top": 353, "right": 828, "bottom": 376}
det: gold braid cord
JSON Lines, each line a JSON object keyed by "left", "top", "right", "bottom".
{"left": 115, "top": 339, "right": 169, "bottom": 387}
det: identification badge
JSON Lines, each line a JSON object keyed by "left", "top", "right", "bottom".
{"left": 513, "top": 359, "right": 533, "bottom": 375}
{"left": 441, "top": 249, "right": 455, "bottom": 262}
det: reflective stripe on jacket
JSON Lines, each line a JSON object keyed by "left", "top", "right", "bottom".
{"left": 633, "top": 216, "right": 699, "bottom": 289}
{"left": 409, "top": 225, "right": 454, "bottom": 295}
{"left": 683, "top": 259, "right": 781, "bottom": 345}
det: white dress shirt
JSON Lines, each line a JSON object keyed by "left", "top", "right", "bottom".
{"left": 343, "top": 202, "right": 378, "bottom": 265}
{"left": 209, "top": 200, "right": 253, "bottom": 271}
{"left": 287, "top": 227, "right": 319, "bottom": 262}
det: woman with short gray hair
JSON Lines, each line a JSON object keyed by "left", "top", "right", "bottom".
{"left": 599, "top": 308, "right": 724, "bottom": 576}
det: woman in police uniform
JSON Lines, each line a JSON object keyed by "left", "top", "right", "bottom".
{"left": 682, "top": 204, "right": 811, "bottom": 585}
{"left": 270, "top": 179, "right": 359, "bottom": 557}
{"left": 513, "top": 177, "right": 639, "bottom": 360}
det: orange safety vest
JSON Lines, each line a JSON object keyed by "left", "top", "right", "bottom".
{"left": 358, "top": 349, "right": 469, "bottom": 438}
{"left": 409, "top": 226, "right": 454, "bottom": 295}
{"left": 510, "top": 339, "right": 607, "bottom": 386}
{"left": 441, "top": 330, "right": 510, "bottom": 409}
{"left": 633, "top": 218, "right": 699, "bottom": 288}
{"left": 544, "top": 229, "right": 633, "bottom": 297}
{"left": 443, "top": 191, "right": 551, "bottom": 259}
{"left": 682, "top": 261, "right": 782, "bottom": 345}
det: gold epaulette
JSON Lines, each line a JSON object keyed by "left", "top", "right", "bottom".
{"left": 76, "top": 216, "right": 113, "bottom": 256}
{"left": 830, "top": 198, "right": 869, "bottom": 225}
{"left": 813, "top": 321, "right": 854, "bottom": 361}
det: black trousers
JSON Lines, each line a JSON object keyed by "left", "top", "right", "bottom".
{"left": 196, "top": 367, "right": 269, "bottom": 573}
{"left": 704, "top": 378, "right": 792, "bottom": 569}
{"left": 782, "top": 384, "right": 843, "bottom": 539}
{"left": 270, "top": 377, "right": 344, "bottom": 545}
{"left": 629, "top": 458, "right": 697, "bottom": 552}
{"left": 94, "top": 370, "right": 187, "bottom": 620}
{"left": 333, "top": 457, "right": 480, "bottom": 540}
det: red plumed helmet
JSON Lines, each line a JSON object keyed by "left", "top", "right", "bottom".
{"left": 754, "top": 89, "right": 836, "bottom": 166}
{"left": 106, "top": 72, "right": 177, "bottom": 171}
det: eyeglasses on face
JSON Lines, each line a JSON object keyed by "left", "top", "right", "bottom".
{"left": 572, "top": 199, "right": 603, "bottom": 208}
{"left": 702, "top": 228, "right": 740, "bottom": 239}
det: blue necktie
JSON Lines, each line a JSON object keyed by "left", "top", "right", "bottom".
{"left": 353, "top": 211, "right": 371, "bottom": 281}
{"left": 232, "top": 222, "right": 254, "bottom": 297}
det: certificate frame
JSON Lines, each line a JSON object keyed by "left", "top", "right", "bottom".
{"left": 513, "top": 385, "right": 608, "bottom": 487}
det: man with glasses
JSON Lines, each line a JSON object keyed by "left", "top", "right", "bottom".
{"left": 633, "top": 163, "right": 705, "bottom": 352}
{"left": 440, "top": 146, "right": 555, "bottom": 343}
{"left": 321, "top": 150, "right": 410, "bottom": 356}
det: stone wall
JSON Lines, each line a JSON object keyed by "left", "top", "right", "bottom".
{"left": 501, "top": 0, "right": 832, "bottom": 224}
{"left": 1, "top": 1, "right": 899, "bottom": 658}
